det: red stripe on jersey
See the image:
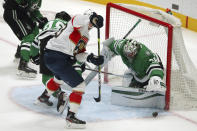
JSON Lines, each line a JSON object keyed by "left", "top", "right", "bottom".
{"left": 69, "top": 91, "right": 83, "bottom": 104}
{"left": 71, "top": 16, "right": 80, "bottom": 30}
{"left": 46, "top": 78, "right": 60, "bottom": 91}
{"left": 69, "top": 29, "right": 82, "bottom": 45}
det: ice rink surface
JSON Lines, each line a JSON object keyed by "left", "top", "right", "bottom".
{"left": 0, "top": 0, "right": 197, "bottom": 130}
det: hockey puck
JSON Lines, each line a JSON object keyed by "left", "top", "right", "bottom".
{"left": 152, "top": 112, "right": 158, "bottom": 117}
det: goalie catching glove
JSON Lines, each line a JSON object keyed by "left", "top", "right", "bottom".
{"left": 87, "top": 53, "right": 104, "bottom": 66}
{"left": 146, "top": 76, "right": 166, "bottom": 92}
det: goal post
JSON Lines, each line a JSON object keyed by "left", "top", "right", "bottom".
{"left": 104, "top": 2, "right": 197, "bottom": 110}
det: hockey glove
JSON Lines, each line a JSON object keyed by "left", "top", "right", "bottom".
{"left": 38, "top": 17, "right": 48, "bottom": 29}
{"left": 90, "top": 13, "right": 104, "bottom": 28}
{"left": 30, "top": 54, "right": 40, "bottom": 65}
{"left": 87, "top": 53, "right": 104, "bottom": 66}
{"left": 101, "top": 37, "right": 116, "bottom": 60}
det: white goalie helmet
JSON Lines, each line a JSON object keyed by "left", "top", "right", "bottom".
{"left": 123, "top": 39, "right": 139, "bottom": 58}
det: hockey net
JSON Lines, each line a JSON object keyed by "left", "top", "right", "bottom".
{"left": 105, "top": 3, "right": 197, "bottom": 110}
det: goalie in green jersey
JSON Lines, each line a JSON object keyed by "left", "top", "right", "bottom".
{"left": 101, "top": 37, "right": 166, "bottom": 92}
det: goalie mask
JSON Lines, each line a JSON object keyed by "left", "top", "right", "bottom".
{"left": 123, "top": 39, "right": 140, "bottom": 58}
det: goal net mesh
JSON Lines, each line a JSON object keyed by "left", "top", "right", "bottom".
{"left": 105, "top": 3, "right": 197, "bottom": 110}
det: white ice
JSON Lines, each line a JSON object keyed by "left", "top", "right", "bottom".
{"left": 0, "top": 0, "right": 197, "bottom": 131}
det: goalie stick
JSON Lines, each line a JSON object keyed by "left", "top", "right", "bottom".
{"left": 123, "top": 19, "right": 141, "bottom": 39}
{"left": 85, "top": 67, "right": 131, "bottom": 78}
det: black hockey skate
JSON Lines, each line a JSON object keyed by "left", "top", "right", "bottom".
{"left": 17, "top": 58, "right": 37, "bottom": 79}
{"left": 66, "top": 111, "right": 86, "bottom": 129}
{"left": 35, "top": 90, "right": 53, "bottom": 106}
{"left": 13, "top": 45, "right": 21, "bottom": 63}
{"left": 57, "top": 91, "right": 69, "bottom": 114}
{"left": 15, "top": 45, "right": 21, "bottom": 58}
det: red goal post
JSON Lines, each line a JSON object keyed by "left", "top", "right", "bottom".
{"left": 104, "top": 3, "right": 197, "bottom": 110}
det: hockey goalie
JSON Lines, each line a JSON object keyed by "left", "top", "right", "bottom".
{"left": 85, "top": 37, "right": 166, "bottom": 109}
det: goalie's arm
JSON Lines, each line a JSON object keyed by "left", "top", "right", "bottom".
{"left": 84, "top": 37, "right": 116, "bottom": 85}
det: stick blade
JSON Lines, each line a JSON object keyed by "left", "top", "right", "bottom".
{"left": 94, "top": 97, "right": 101, "bottom": 102}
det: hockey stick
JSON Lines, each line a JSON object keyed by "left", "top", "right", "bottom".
{"left": 123, "top": 19, "right": 142, "bottom": 39}
{"left": 94, "top": 27, "right": 102, "bottom": 102}
{"left": 85, "top": 67, "right": 129, "bottom": 78}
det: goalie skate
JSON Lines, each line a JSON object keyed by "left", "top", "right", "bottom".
{"left": 57, "top": 91, "right": 69, "bottom": 114}
{"left": 16, "top": 59, "right": 37, "bottom": 79}
{"left": 66, "top": 111, "right": 86, "bottom": 129}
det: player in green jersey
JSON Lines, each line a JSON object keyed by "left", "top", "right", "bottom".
{"left": 3, "top": 0, "right": 48, "bottom": 79}
{"left": 102, "top": 37, "right": 166, "bottom": 92}
{"left": 31, "top": 11, "right": 71, "bottom": 109}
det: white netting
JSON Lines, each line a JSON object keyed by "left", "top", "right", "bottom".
{"left": 105, "top": 3, "right": 197, "bottom": 110}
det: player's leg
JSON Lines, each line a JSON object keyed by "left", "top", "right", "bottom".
{"left": 17, "top": 29, "right": 38, "bottom": 79}
{"left": 36, "top": 45, "right": 67, "bottom": 107}
{"left": 44, "top": 50, "right": 86, "bottom": 128}
{"left": 55, "top": 62, "right": 86, "bottom": 115}
{"left": 66, "top": 82, "right": 86, "bottom": 129}
{"left": 3, "top": 9, "right": 25, "bottom": 62}
{"left": 54, "top": 76, "right": 69, "bottom": 114}
{"left": 35, "top": 74, "right": 54, "bottom": 106}
{"left": 3, "top": 8, "right": 38, "bottom": 78}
